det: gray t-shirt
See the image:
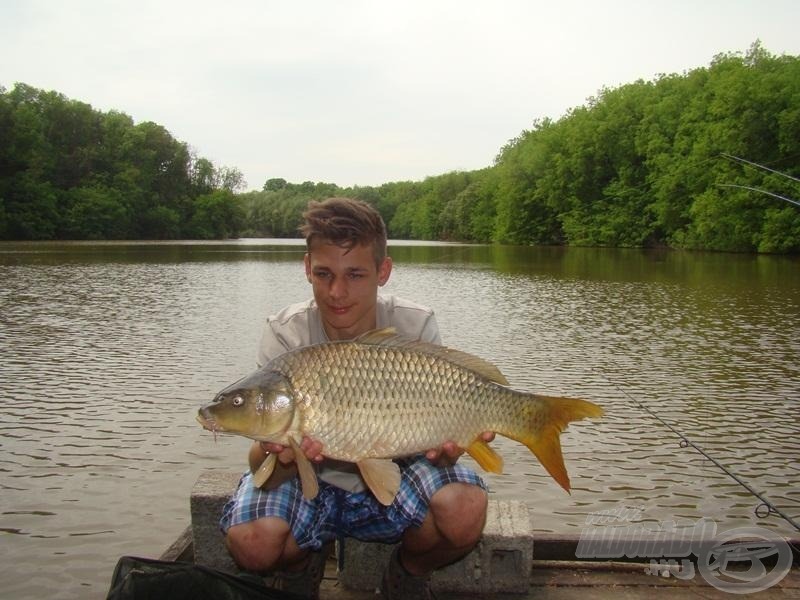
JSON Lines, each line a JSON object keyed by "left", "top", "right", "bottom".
{"left": 256, "top": 294, "right": 441, "bottom": 491}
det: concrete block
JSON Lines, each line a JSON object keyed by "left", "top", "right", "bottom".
{"left": 337, "top": 499, "right": 533, "bottom": 594}
{"left": 336, "top": 539, "right": 396, "bottom": 590}
{"left": 190, "top": 470, "right": 242, "bottom": 573}
{"left": 189, "top": 472, "right": 533, "bottom": 594}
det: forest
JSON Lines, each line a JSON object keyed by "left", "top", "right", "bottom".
{"left": 0, "top": 84, "right": 245, "bottom": 240}
{"left": 1, "top": 42, "right": 799, "bottom": 252}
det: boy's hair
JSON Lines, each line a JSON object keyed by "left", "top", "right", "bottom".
{"left": 300, "top": 197, "right": 387, "bottom": 267}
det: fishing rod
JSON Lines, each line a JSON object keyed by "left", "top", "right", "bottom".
{"left": 599, "top": 372, "right": 800, "bottom": 533}
{"left": 720, "top": 153, "right": 800, "bottom": 184}
{"left": 715, "top": 183, "right": 800, "bottom": 208}
{"left": 717, "top": 153, "right": 800, "bottom": 208}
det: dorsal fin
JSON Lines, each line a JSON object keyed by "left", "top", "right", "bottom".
{"left": 354, "top": 328, "right": 509, "bottom": 385}
{"left": 355, "top": 327, "right": 401, "bottom": 345}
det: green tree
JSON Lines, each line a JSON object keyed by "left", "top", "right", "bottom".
{"left": 5, "top": 174, "right": 59, "bottom": 239}
{"left": 191, "top": 156, "right": 217, "bottom": 196}
{"left": 0, "top": 82, "right": 251, "bottom": 240}
{"left": 489, "top": 43, "right": 799, "bottom": 252}
{"left": 188, "top": 190, "right": 244, "bottom": 239}
{"left": 65, "top": 184, "right": 131, "bottom": 239}
{"left": 219, "top": 166, "right": 246, "bottom": 193}
{"left": 758, "top": 206, "right": 800, "bottom": 253}
{"left": 263, "top": 177, "right": 287, "bottom": 192}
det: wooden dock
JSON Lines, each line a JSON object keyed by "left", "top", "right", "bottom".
{"left": 322, "top": 560, "right": 800, "bottom": 599}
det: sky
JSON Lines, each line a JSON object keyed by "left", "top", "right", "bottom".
{"left": 1, "top": 1, "right": 799, "bottom": 191}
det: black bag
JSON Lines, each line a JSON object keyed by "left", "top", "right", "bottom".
{"left": 106, "top": 556, "right": 301, "bottom": 600}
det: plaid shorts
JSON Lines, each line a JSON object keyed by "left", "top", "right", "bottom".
{"left": 219, "top": 456, "right": 487, "bottom": 550}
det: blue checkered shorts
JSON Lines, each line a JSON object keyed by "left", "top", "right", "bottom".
{"left": 219, "top": 456, "right": 487, "bottom": 550}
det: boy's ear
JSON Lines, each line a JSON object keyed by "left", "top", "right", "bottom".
{"left": 378, "top": 257, "right": 392, "bottom": 286}
{"left": 304, "top": 253, "right": 312, "bottom": 283}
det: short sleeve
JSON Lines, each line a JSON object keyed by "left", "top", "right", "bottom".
{"left": 256, "top": 319, "right": 291, "bottom": 367}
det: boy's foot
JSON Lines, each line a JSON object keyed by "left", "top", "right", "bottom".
{"left": 380, "top": 546, "right": 433, "bottom": 600}
{"left": 267, "top": 542, "right": 330, "bottom": 599}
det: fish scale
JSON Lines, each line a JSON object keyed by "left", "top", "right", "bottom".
{"left": 276, "top": 342, "right": 520, "bottom": 460}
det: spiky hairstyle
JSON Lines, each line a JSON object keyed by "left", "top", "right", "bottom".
{"left": 300, "top": 197, "right": 387, "bottom": 267}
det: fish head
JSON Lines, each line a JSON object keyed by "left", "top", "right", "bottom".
{"left": 197, "top": 369, "right": 295, "bottom": 441}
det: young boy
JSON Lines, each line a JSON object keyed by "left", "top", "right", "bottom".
{"left": 220, "top": 198, "right": 491, "bottom": 599}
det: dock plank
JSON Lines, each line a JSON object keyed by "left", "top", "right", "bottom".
{"left": 320, "top": 557, "right": 800, "bottom": 599}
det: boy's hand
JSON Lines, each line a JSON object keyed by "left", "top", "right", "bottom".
{"left": 253, "top": 437, "right": 325, "bottom": 467}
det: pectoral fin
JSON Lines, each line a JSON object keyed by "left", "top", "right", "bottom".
{"left": 252, "top": 454, "right": 299, "bottom": 490}
{"left": 357, "top": 458, "right": 401, "bottom": 506}
{"left": 289, "top": 437, "right": 320, "bottom": 500}
{"left": 252, "top": 453, "right": 277, "bottom": 488}
{"left": 466, "top": 438, "right": 504, "bottom": 474}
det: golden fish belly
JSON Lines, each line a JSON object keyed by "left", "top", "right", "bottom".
{"left": 276, "top": 342, "right": 519, "bottom": 461}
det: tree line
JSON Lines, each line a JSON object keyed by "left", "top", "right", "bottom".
{"left": 486, "top": 41, "right": 800, "bottom": 253}
{"left": 2, "top": 42, "right": 799, "bottom": 252}
{"left": 233, "top": 43, "right": 800, "bottom": 254}
{"left": 0, "top": 83, "right": 245, "bottom": 239}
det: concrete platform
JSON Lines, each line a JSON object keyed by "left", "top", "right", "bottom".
{"left": 337, "top": 499, "right": 532, "bottom": 593}
{"left": 190, "top": 470, "right": 241, "bottom": 573}
{"left": 190, "top": 470, "right": 533, "bottom": 594}
{"left": 186, "top": 470, "right": 800, "bottom": 598}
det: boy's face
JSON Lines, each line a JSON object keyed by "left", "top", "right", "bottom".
{"left": 304, "top": 240, "right": 392, "bottom": 341}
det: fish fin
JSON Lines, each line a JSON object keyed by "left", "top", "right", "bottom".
{"left": 252, "top": 453, "right": 277, "bottom": 488}
{"left": 356, "top": 328, "right": 509, "bottom": 385}
{"left": 288, "top": 437, "right": 320, "bottom": 500}
{"left": 357, "top": 458, "right": 401, "bottom": 506}
{"left": 252, "top": 455, "right": 299, "bottom": 491}
{"left": 512, "top": 396, "right": 603, "bottom": 494}
{"left": 355, "top": 327, "right": 399, "bottom": 344}
{"left": 466, "top": 438, "right": 504, "bottom": 474}
{"left": 432, "top": 346, "right": 509, "bottom": 385}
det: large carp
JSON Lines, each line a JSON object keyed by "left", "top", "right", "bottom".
{"left": 197, "top": 328, "right": 603, "bottom": 505}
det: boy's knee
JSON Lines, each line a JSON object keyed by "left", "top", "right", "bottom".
{"left": 429, "top": 483, "right": 488, "bottom": 547}
{"left": 225, "top": 518, "right": 291, "bottom": 572}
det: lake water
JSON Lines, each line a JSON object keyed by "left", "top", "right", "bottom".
{"left": 1, "top": 240, "right": 798, "bottom": 598}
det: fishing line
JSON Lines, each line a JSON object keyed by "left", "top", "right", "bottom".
{"left": 597, "top": 370, "right": 800, "bottom": 533}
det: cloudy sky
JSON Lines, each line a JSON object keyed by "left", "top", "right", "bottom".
{"left": 2, "top": 1, "right": 798, "bottom": 191}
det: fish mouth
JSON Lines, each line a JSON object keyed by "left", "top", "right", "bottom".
{"left": 196, "top": 411, "right": 219, "bottom": 433}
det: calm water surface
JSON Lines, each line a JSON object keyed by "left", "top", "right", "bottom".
{"left": 1, "top": 240, "right": 798, "bottom": 598}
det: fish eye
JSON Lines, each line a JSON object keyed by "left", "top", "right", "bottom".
{"left": 232, "top": 395, "right": 245, "bottom": 407}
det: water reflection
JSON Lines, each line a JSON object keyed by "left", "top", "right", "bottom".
{"left": 0, "top": 240, "right": 798, "bottom": 599}
{"left": 0, "top": 239, "right": 308, "bottom": 265}
{"left": 391, "top": 243, "right": 800, "bottom": 287}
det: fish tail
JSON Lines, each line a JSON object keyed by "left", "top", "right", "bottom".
{"left": 510, "top": 395, "right": 603, "bottom": 493}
